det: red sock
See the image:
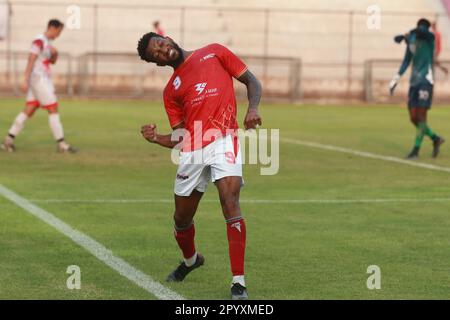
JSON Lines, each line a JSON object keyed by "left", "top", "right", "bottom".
{"left": 174, "top": 224, "right": 196, "bottom": 259}
{"left": 226, "top": 218, "right": 246, "bottom": 276}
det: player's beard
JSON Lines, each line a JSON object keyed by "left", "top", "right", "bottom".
{"left": 168, "top": 42, "right": 184, "bottom": 69}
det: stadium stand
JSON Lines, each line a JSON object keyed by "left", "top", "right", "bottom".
{"left": 0, "top": 0, "right": 449, "bottom": 101}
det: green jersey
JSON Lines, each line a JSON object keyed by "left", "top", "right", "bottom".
{"left": 398, "top": 27, "right": 435, "bottom": 87}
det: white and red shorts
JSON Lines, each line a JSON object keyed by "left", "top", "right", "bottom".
{"left": 174, "top": 134, "right": 243, "bottom": 196}
{"left": 26, "top": 74, "right": 58, "bottom": 111}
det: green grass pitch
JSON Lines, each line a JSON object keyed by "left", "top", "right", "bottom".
{"left": 0, "top": 98, "right": 449, "bottom": 299}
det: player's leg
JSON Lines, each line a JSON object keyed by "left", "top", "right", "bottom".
{"left": 407, "top": 106, "right": 425, "bottom": 159}
{"left": 45, "top": 105, "right": 77, "bottom": 153}
{"left": 211, "top": 134, "right": 247, "bottom": 299}
{"left": 416, "top": 107, "right": 445, "bottom": 158}
{"left": 406, "top": 86, "right": 421, "bottom": 159}
{"left": 36, "top": 76, "right": 77, "bottom": 153}
{"left": 214, "top": 176, "right": 248, "bottom": 300}
{"left": 408, "top": 107, "right": 419, "bottom": 127}
{"left": 409, "top": 84, "right": 444, "bottom": 158}
{"left": 167, "top": 152, "right": 209, "bottom": 282}
{"left": 417, "top": 84, "right": 445, "bottom": 157}
{"left": 166, "top": 191, "right": 206, "bottom": 282}
{"left": 406, "top": 84, "right": 437, "bottom": 159}
{"left": 1, "top": 96, "right": 39, "bottom": 152}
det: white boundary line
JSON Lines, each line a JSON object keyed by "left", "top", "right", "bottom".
{"left": 280, "top": 138, "right": 450, "bottom": 173}
{"left": 0, "top": 184, "right": 184, "bottom": 300}
{"left": 28, "top": 198, "right": 450, "bottom": 204}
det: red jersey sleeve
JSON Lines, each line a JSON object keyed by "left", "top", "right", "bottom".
{"left": 30, "top": 39, "right": 43, "bottom": 55}
{"left": 211, "top": 43, "right": 248, "bottom": 78}
{"left": 163, "top": 88, "right": 184, "bottom": 128}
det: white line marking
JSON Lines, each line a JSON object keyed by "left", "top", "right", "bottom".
{"left": 28, "top": 198, "right": 450, "bottom": 204}
{"left": 280, "top": 138, "right": 450, "bottom": 173}
{"left": 0, "top": 184, "right": 184, "bottom": 300}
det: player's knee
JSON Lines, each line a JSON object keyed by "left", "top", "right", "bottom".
{"left": 24, "top": 108, "right": 37, "bottom": 118}
{"left": 47, "top": 105, "right": 58, "bottom": 114}
{"left": 417, "top": 115, "right": 426, "bottom": 123}
{"left": 410, "top": 116, "right": 418, "bottom": 126}
{"left": 173, "top": 211, "right": 193, "bottom": 229}
{"left": 219, "top": 193, "right": 240, "bottom": 215}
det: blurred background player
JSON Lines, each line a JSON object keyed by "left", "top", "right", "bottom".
{"left": 389, "top": 18, "right": 445, "bottom": 160}
{"left": 153, "top": 20, "right": 165, "bottom": 36}
{"left": 431, "top": 21, "right": 449, "bottom": 75}
{"left": 137, "top": 33, "right": 262, "bottom": 300}
{"left": 1, "top": 19, "right": 77, "bottom": 153}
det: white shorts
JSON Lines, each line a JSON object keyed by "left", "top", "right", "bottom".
{"left": 174, "top": 134, "right": 243, "bottom": 196}
{"left": 26, "top": 74, "right": 57, "bottom": 107}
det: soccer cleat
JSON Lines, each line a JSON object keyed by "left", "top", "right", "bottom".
{"left": 57, "top": 145, "right": 78, "bottom": 154}
{"left": 231, "top": 283, "right": 248, "bottom": 300}
{"left": 1, "top": 140, "right": 16, "bottom": 152}
{"left": 166, "top": 253, "right": 204, "bottom": 282}
{"left": 406, "top": 147, "right": 419, "bottom": 160}
{"left": 432, "top": 137, "right": 445, "bottom": 158}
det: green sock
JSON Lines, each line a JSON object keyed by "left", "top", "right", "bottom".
{"left": 414, "top": 122, "right": 427, "bottom": 149}
{"left": 424, "top": 125, "right": 437, "bottom": 141}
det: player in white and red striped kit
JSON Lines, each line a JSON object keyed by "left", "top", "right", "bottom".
{"left": 1, "top": 19, "right": 77, "bottom": 153}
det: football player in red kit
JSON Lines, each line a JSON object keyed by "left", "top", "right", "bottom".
{"left": 137, "top": 33, "right": 262, "bottom": 300}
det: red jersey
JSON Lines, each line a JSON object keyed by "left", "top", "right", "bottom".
{"left": 30, "top": 34, "right": 53, "bottom": 77}
{"left": 155, "top": 27, "right": 165, "bottom": 36}
{"left": 163, "top": 43, "right": 248, "bottom": 151}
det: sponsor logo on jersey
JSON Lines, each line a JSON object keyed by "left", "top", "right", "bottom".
{"left": 173, "top": 76, "right": 182, "bottom": 90}
{"left": 200, "top": 53, "right": 215, "bottom": 62}
{"left": 194, "top": 82, "right": 207, "bottom": 95}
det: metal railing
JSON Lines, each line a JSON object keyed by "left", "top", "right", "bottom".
{"left": 1, "top": 1, "right": 449, "bottom": 101}
{"left": 364, "top": 59, "right": 450, "bottom": 103}
{"left": 0, "top": 51, "right": 302, "bottom": 101}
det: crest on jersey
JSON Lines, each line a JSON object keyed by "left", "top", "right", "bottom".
{"left": 173, "top": 76, "right": 181, "bottom": 90}
{"left": 194, "top": 82, "right": 207, "bottom": 95}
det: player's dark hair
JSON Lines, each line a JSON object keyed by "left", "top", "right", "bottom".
{"left": 137, "top": 32, "right": 163, "bottom": 63}
{"left": 417, "top": 18, "right": 431, "bottom": 29}
{"left": 48, "top": 19, "right": 64, "bottom": 29}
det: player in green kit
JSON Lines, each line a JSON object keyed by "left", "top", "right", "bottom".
{"left": 389, "top": 18, "right": 445, "bottom": 160}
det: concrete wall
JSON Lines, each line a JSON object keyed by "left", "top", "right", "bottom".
{"left": 0, "top": 0, "right": 449, "bottom": 101}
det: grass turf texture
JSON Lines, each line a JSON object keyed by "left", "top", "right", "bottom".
{"left": 0, "top": 98, "right": 449, "bottom": 299}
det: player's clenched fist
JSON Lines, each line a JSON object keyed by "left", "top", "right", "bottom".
{"left": 141, "top": 124, "right": 158, "bottom": 143}
{"left": 244, "top": 108, "right": 262, "bottom": 130}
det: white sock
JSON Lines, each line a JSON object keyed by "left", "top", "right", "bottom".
{"left": 8, "top": 112, "right": 28, "bottom": 137}
{"left": 48, "top": 113, "right": 66, "bottom": 145}
{"left": 184, "top": 252, "right": 198, "bottom": 267}
{"left": 232, "top": 275, "right": 246, "bottom": 287}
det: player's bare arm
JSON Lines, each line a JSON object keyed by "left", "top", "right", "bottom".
{"left": 237, "top": 70, "right": 262, "bottom": 130}
{"left": 21, "top": 53, "right": 38, "bottom": 92}
{"left": 140, "top": 122, "right": 184, "bottom": 149}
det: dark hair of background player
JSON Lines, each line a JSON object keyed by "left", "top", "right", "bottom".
{"left": 417, "top": 18, "right": 431, "bottom": 29}
{"left": 48, "top": 19, "right": 64, "bottom": 29}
